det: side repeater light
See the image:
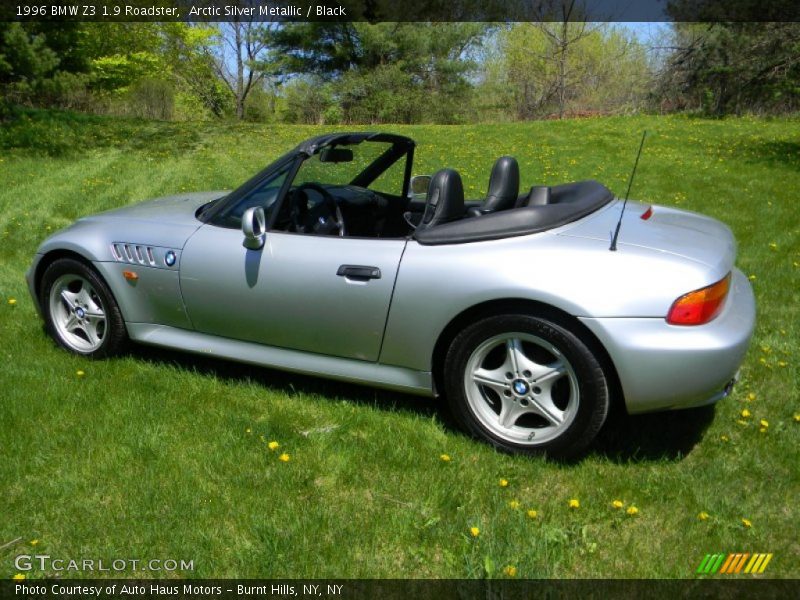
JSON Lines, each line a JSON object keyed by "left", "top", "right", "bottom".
{"left": 667, "top": 273, "right": 731, "bottom": 325}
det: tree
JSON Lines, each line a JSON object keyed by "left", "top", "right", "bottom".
{"left": 203, "top": 20, "right": 274, "bottom": 119}
{"left": 494, "top": 22, "right": 649, "bottom": 120}
{"left": 264, "top": 22, "right": 489, "bottom": 123}
{"left": 656, "top": 22, "right": 800, "bottom": 115}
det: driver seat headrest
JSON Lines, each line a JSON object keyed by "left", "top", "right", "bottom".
{"left": 419, "top": 168, "right": 465, "bottom": 229}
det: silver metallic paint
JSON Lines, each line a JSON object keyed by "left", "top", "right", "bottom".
{"left": 179, "top": 226, "right": 406, "bottom": 361}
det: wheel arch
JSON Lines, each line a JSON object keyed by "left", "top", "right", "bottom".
{"left": 34, "top": 249, "right": 99, "bottom": 303}
{"left": 431, "top": 298, "right": 625, "bottom": 410}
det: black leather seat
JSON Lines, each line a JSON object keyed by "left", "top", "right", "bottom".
{"left": 416, "top": 168, "right": 465, "bottom": 230}
{"left": 468, "top": 156, "right": 520, "bottom": 217}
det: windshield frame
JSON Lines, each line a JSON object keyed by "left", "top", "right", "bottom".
{"left": 200, "top": 133, "right": 415, "bottom": 229}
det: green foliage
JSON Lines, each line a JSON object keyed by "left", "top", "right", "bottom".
{"left": 267, "top": 23, "right": 487, "bottom": 124}
{"left": 0, "top": 23, "right": 60, "bottom": 84}
{"left": 279, "top": 78, "right": 335, "bottom": 125}
{"left": 658, "top": 23, "right": 800, "bottom": 115}
{"left": 126, "top": 78, "right": 175, "bottom": 121}
{"left": 487, "top": 23, "right": 650, "bottom": 119}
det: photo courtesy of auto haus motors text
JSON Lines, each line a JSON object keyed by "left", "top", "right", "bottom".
{"left": 13, "top": 583, "right": 345, "bottom": 597}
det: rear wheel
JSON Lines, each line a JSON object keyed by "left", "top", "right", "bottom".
{"left": 444, "top": 314, "right": 609, "bottom": 458}
{"left": 40, "top": 258, "right": 128, "bottom": 358}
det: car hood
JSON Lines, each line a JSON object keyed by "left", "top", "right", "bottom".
{"left": 89, "top": 191, "right": 228, "bottom": 227}
{"left": 35, "top": 191, "right": 229, "bottom": 261}
{"left": 558, "top": 200, "right": 736, "bottom": 276}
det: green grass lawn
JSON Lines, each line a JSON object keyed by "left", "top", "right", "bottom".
{"left": 0, "top": 110, "right": 798, "bottom": 579}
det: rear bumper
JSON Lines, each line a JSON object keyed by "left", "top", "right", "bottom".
{"left": 580, "top": 268, "right": 755, "bottom": 414}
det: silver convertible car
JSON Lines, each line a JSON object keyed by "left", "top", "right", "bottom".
{"left": 26, "top": 133, "right": 755, "bottom": 457}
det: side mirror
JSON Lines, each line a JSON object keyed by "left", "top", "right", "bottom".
{"left": 242, "top": 206, "right": 266, "bottom": 250}
{"left": 410, "top": 175, "right": 431, "bottom": 197}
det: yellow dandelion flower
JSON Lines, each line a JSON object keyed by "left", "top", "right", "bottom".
{"left": 527, "top": 509, "right": 538, "bottom": 519}
{"left": 503, "top": 565, "right": 518, "bottom": 577}
{"left": 267, "top": 441, "right": 279, "bottom": 450}
{"left": 747, "top": 392, "right": 756, "bottom": 401}
{"left": 499, "top": 478, "right": 509, "bottom": 488}
{"left": 568, "top": 498, "right": 580, "bottom": 509}
{"left": 793, "top": 413, "right": 800, "bottom": 423}
{"left": 76, "top": 370, "right": 85, "bottom": 377}
{"left": 469, "top": 526, "right": 480, "bottom": 537}
{"left": 30, "top": 539, "right": 39, "bottom": 546}
{"left": 778, "top": 361, "right": 787, "bottom": 367}
{"left": 698, "top": 511, "right": 709, "bottom": 521}
{"left": 759, "top": 419, "right": 769, "bottom": 428}
{"left": 7, "top": 298, "right": 17, "bottom": 306}
{"left": 245, "top": 427, "right": 251, "bottom": 434}
{"left": 748, "top": 274, "right": 756, "bottom": 281}
{"left": 440, "top": 454, "right": 451, "bottom": 462}
{"left": 720, "top": 434, "right": 730, "bottom": 442}
{"left": 741, "top": 408, "right": 751, "bottom": 418}
{"left": 509, "top": 499, "right": 521, "bottom": 510}
{"left": 278, "top": 452, "right": 290, "bottom": 462}
{"left": 741, "top": 518, "right": 752, "bottom": 528}
{"left": 13, "top": 574, "right": 25, "bottom": 580}
{"left": 612, "top": 500, "right": 624, "bottom": 509}
{"left": 768, "top": 242, "right": 777, "bottom": 250}
{"left": 626, "top": 506, "right": 639, "bottom": 516}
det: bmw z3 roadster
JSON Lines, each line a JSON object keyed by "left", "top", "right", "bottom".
{"left": 26, "top": 132, "right": 755, "bottom": 457}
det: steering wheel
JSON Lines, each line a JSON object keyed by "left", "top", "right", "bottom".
{"left": 291, "top": 183, "right": 347, "bottom": 237}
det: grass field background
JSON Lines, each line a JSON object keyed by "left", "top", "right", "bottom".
{"left": 0, "top": 111, "right": 798, "bottom": 579}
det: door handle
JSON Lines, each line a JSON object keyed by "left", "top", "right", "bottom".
{"left": 337, "top": 265, "right": 381, "bottom": 280}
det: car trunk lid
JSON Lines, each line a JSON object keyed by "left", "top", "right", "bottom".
{"left": 558, "top": 200, "right": 736, "bottom": 275}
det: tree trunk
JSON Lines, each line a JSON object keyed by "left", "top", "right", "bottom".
{"left": 235, "top": 22, "right": 245, "bottom": 119}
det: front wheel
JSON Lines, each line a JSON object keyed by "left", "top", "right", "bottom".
{"left": 443, "top": 314, "right": 609, "bottom": 458}
{"left": 40, "top": 258, "right": 128, "bottom": 359}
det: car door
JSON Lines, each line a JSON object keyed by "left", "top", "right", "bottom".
{"left": 179, "top": 225, "right": 406, "bottom": 362}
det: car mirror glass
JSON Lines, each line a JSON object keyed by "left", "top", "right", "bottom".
{"left": 410, "top": 175, "right": 431, "bottom": 196}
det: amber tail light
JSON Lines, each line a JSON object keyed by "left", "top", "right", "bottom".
{"left": 666, "top": 273, "right": 731, "bottom": 325}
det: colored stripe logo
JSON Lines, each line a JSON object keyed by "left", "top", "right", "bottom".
{"left": 696, "top": 553, "right": 773, "bottom": 574}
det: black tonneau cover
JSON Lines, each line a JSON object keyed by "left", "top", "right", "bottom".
{"left": 415, "top": 180, "right": 614, "bottom": 245}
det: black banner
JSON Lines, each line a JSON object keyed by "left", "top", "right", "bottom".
{"left": 2, "top": 579, "right": 799, "bottom": 600}
{"left": 4, "top": 0, "right": 800, "bottom": 23}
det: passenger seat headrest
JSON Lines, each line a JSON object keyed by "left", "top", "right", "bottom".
{"left": 484, "top": 156, "right": 520, "bottom": 212}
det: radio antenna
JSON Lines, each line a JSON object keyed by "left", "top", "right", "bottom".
{"left": 610, "top": 130, "right": 647, "bottom": 251}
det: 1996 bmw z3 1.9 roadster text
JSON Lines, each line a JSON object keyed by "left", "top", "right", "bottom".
{"left": 27, "top": 132, "right": 755, "bottom": 457}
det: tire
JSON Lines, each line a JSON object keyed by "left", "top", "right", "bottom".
{"left": 40, "top": 258, "right": 128, "bottom": 359}
{"left": 443, "top": 314, "right": 609, "bottom": 459}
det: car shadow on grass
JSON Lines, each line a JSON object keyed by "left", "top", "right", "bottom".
{"left": 129, "top": 344, "right": 440, "bottom": 419}
{"left": 589, "top": 402, "right": 717, "bottom": 463}
{"left": 129, "top": 344, "right": 716, "bottom": 462}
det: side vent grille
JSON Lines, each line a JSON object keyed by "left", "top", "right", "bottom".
{"left": 111, "top": 243, "right": 160, "bottom": 267}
